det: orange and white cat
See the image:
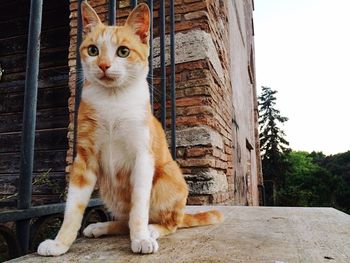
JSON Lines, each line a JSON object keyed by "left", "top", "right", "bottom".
{"left": 37, "top": 2, "right": 222, "bottom": 256}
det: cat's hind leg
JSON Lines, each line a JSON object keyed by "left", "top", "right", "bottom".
{"left": 148, "top": 205, "right": 186, "bottom": 239}
{"left": 148, "top": 161, "right": 188, "bottom": 240}
{"left": 148, "top": 224, "right": 177, "bottom": 239}
{"left": 83, "top": 220, "right": 129, "bottom": 238}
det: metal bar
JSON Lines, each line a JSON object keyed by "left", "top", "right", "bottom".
{"left": 0, "top": 225, "right": 21, "bottom": 259}
{"left": 108, "top": 0, "right": 116, "bottom": 26}
{"left": 73, "top": 0, "right": 84, "bottom": 158}
{"left": 16, "top": 0, "right": 43, "bottom": 255}
{"left": 147, "top": 0, "right": 154, "bottom": 107}
{"left": 0, "top": 199, "right": 103, "bottom": 224}
{"left": 159, "top": 0, "right": 166, "bottom": 129}
{"left": 131, "top": 0, "right": 138, "bottom": 8}
{"left": 258, "top": 185, "right": 266, "bottom": 206}
{"left": 169, "top": 0, "right": 176, "bottom": 159}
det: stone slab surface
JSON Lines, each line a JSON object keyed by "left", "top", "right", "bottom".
{"left": 8, "top": 206, "right": 350, "bottom": 263}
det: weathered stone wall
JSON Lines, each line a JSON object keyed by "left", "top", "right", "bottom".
{"left": 67, "top": 0, "right": 262, "bottom": 205}
{"left": 227, "top": 0, "right": 263, "bottom": 205}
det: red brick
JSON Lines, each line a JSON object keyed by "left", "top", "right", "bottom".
{"left": 177, "top": 158, "right": 215, "bottom": 168}
{"left": 174, "top": 2, "right": 207, "bottom": 14}
{"left": 184, "top": 0, "right": 203, "bottom": 3}
{"left": 186, "top": 147, "right": 211, "bottom": 157}
{"left": 187, "top": 195, "right": 210, "bottom": 205}
{"left": 176, "top": 105, "right": 214, "bottom": 117}
{"left": 176, "top": 96, "right": 210, "bottom": 107}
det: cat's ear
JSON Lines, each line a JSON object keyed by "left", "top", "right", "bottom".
{"left": 81, "top": 1, "right": 102, "bottom": 34}
{"left": 125, "top": 3, "right": 150, "bottom": 44}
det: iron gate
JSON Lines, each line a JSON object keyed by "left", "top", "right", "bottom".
{"left": 0, "top": 0, "right": 176, "bottom": 260}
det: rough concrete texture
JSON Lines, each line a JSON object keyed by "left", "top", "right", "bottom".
{"left": 170, "top": 126, "right": 228, "bottom": 196}
{"left": 153, "top": 30, "right": 225, "bottom": 82}
{"left": 185, "top": 169, "right": 228, "bottom": 194}
{"left": 174, "top": 126, "right": 224, "bottom": 150}
{"left": 8, "top": 206, "right": 350, "bottom": 263}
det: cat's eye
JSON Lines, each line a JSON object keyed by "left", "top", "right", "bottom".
{"left": 116, "top": 46, "right": 130, "bottom": 58}
{"left": 87, "top": 45, "right": 99, "bottom": 56}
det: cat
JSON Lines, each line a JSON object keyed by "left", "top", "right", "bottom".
{"left": 37, "top": 2, "right": 222, "bottom": 256}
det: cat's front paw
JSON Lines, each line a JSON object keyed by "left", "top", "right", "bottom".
{"left": 131, "top": 237, "right": 159, "bottom": 254}
{"left": 83, "top": 222, "right": 105, "bottom": 238}
{"left": 37, "top": 239, "right": 69, "bottom": 256}
{"left": 148, "top": 225, "right": 160, "bottom": 240}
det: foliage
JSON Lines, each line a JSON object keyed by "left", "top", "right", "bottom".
{"left": 259, "top": 86, "right": 290, "bottom": 159}
{"left": 322, "top": 151, "right": 350, "bottom": 184}
{"left": 258, "top": 86, "right": 290, "bottom": 204}
{"left": 258, "top": 87, "right": 349, "bottom": 213}
{"left": 271, "top": 150, "right": 349, "bottom": 213}
{"left": 319, "top": 151, "right": 350, "bottom": 213}
{"left": 276, "top": 152, "right": 340, "bottom": 207}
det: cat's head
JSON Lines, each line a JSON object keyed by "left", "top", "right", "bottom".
{"left": 80, "top": 2, "right": 150, "bottom": 88}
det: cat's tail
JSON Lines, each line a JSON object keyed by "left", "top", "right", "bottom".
{"left": 178, "top": 210, "right": 223, "bottom": 228}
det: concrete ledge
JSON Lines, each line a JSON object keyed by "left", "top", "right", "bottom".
{"left": 8, "top": 206, "right": 350, "bottom": 263}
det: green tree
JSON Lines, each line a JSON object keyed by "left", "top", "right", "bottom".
{"left": 277, "top": 151, "right": 348, "bottom": 213}
{"left": 321, "top": 151, "right": 350, "bottom": 213}
{"left": 258, "top": 86, "right": 290, "bottom": 205}
{"left": 323, "top": 151, "right": 350, "bottom": 184}
{"left": 277, "top": 151, "right": 338, "bottom": 207}
{"left": 259, "top": 87, "right": 289, "bottom": 156}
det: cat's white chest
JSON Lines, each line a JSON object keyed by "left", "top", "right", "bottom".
{"left": 97, "top": 99, "right": 139, "bottom": 175}
{"left": 82, "top": 84, "right": 150, "bottom": 178}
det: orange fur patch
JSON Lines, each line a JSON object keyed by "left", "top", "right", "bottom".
{"left": 158, "top": 210, "right": 180, "bottom": 228}
{"left": 76, "top": 101, "right": 98, "bottom": 163}
{"left": 70, "top": 173, "right": 89, "bottom": 188}
{"left": 116, "top": 169, "right": 132, "bottom": 213}
{"left": 179, "top": 210, "right": 223, "bottom": 228}
{"left": 152, "top": 166, "right": 163, "bottom": 186}
{"left": 98, "top": 168, "right": 132, "bottom": 218}
{"left": 107, "top": 221, "right": 129, "bottom": 235}
{"left": 69, "top": 100, "right": 98, "bottom": 188}
{"left": 77, "top": 203, "right": 85, "bottom": 213}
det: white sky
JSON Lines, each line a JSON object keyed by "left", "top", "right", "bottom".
{"left": 254, "top": 0, "right": 350, "bottom": 155}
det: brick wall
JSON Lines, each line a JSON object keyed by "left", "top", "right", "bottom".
{"left": 67, "top": 0, "right": 262, "bottom": 206}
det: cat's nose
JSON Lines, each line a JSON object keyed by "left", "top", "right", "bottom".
{"left": 99, "top": 63, "right": 110, "bottom": 72}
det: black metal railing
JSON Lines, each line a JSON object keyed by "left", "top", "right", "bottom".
{"left": 16, "top": 0, "right": 43, "bottom": 255}
{"left": 0, "top": 0, "right": 176, "bottom": 260}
